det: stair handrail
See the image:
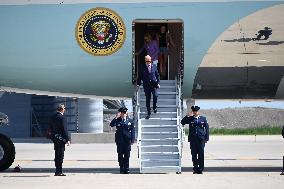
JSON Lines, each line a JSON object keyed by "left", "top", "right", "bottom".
{"left": 133, "top": 84, "right": 142, "bottom": 171}
{"left": 176, "top": 48, "right": 184, "bottom": 171}
{"left": 176, "top": 76, "right": 183, "bottom": 156}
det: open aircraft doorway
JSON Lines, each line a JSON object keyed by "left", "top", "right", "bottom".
{"left": 132, "top": 19, "right": 184, "bottom": 84}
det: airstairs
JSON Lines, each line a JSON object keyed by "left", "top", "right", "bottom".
{"left": 134, "top": 79, "right": 184, "bottom": 173}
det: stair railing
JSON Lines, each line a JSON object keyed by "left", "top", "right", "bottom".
{"left": 176, "top": 48, "right": 184, "bottom": 171}
{"left": 133, "top": 84, "right": 142, "bottom": 172}
{"left": 176, "top": 77, "right": 183, "bottom": 172}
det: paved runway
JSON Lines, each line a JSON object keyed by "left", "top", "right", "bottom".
{"left": 1, "top": 136, "right": 284, "bottom": 189}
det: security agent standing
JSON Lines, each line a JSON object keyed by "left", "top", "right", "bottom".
{"left": 137, "top": 55, "right": 160, "bottom": 119}
{"left": 181, "top": 106, "right": 209, "bottom": 174}
{"left": 49, "top": 104, "right": 70, "bottom": 176}
{"left": 110, "top": 107, "right": 135, "bottom": 174}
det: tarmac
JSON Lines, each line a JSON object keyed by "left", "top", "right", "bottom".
{"left": 1, "top": 135, "right": 284, "bottom": 189}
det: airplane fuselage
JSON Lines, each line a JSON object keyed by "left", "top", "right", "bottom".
{"left": 0, "top": 0, "right": 284, "bottom": 99}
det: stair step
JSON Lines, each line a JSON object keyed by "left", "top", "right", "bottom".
{"left": 141, "top": 160, "right": 179, "bottom": 167}
{"left": 140, "top": 111, "right": 177, "bottom": 114}
{"left": 140, "top": 103, "right": 177, "bottom": 106}
{"left": 140, "top": 92, "right": 177, "bottom": 96}
{"left": 141, "top": 134, "right": 178, "bottom": 140}
{"left": 142, "top": 80, "right": 175, "bottom": 86}
{"left": 141, "top": 117, "right": 177, "bottom": 121}
{"left": 140, "top": 102, "right": 176, "bottom": 106}
{"left": 142, "top": 132, "right": 178, "bottom": 134}
{"left": 139, "top": 99, "right": 176, "bottom": 103}
{"left": 141, "top": 149, "right": 179, "bottom": 153}
{"left": 140, "top": 88, "right": 176, "bottom": 92}
{"left": 140, "top": 97, "right": 176, "bottom": 100}
{"left": 140, "top": 113, "right": 177, "bottom": 119}
{"left": 142, "top": 151, "right": 179, "bottom": 154}
{"left": 141, "top": 125, "right": 178, "bottom": 132}
{"left": 141, "top": 119, "right": 177, "bottom": 125}
{"left": 141, "top": 166, "right": 181, "bottom": 173}
{"left": 141, "top": 140, "right": 178, "bottom": 146}
{"left": 142, "top": 126, "right": 177, "bottom": 132}
{"left": 141, "top": 144, "right": 178, "bottom": 148}
{"left": 139, "top": 85, "right": 175, "bottom": 89}
{"left": 141, "top": 138, "right": 179, "bottom": 141}
{"left": 140, "top": 107, "right": 177, "bottom": 113}
{"left": 141, "top": 145, "right": 179, "bottom": 153}
{"left": 141, "top": 159, "right": 179, "bottom": 162}
{"left": 140, "top": 95, "right": 176, "bottom": 100}
{"left": 139, "top": 105, "right": 177, "bottom": 108}
{"left": 141, "top": 124, "right": 177, "bottom": 127}
{"left": 141, "top": 152, "right": 179, "bottom": 160}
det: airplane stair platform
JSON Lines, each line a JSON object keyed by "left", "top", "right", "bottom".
{"left": 134, "top": 79, "right": 184, "bottom": 174}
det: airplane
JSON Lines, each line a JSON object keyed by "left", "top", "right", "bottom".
{"left": 1, "top": 0, "right": 284, "bottom": 171}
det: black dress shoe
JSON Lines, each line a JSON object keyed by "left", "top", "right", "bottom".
{"left": 145, "top": 115, "right": 150, "bottom": 119}
{"left": 124, "top": 169, "right": 130, "bottom": 174}
{"left": 120, "top": 167, "right": 124, "bottom": 174}
{"left": 153, "top": 109, "right": 157, "bottom": 113}
{"left": 54, "top": 173, "right": 66, "bottom": 176}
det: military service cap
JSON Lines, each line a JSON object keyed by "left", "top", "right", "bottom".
{"left": 191, "top": 106, "right": 200, "bottom": 112}
{"left": 118, "top": 107, "right": 128, "bottom": 113}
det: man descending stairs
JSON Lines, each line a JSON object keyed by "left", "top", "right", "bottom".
{"left": 136, "top": 80, "right": 183, "bottom": 173}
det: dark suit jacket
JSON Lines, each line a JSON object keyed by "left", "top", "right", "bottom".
{"left": 49, "top": 112, "right": 69, "bottom": 146}
{"left": 110, "top": 117, "right": 135, "bottom": 145}
{"left": 137, "top": 63, "right": 160, "bottom": 91}
{"left": 181, "top": 115, "right": 209, "bottom": 142}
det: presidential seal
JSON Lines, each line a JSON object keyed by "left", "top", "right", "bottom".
{"left": 75, "top": 7, "right": 126, "bottom": 56}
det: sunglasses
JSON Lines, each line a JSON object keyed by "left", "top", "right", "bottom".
{"left": 145, "top": 61, "right": 151, "bottom": 63}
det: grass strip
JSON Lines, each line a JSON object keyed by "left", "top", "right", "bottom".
{"left": 184, "top": 126, "right": 282, "bottom": 135}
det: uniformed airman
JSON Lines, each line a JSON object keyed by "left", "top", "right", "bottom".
{"left": 110, "top": 107, "right": 135, "bottom": 174}
{"left": 181, "top": 106, "right": 209, "bottom": 174}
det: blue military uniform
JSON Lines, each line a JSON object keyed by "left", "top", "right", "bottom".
{"left": 110, "top": 108, "right": 135, "bottom": 174}
{"left": 181, "top": 106, "right": 209, "bottom": 174}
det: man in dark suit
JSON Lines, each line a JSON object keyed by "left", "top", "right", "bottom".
{"left": 137, "top": 55, "right": 160, "bottom": 119}
{"left": 181, "top": 106, "right": 209, "bottom": 174}
{"left": 110, "top": 107, "right": 135, "bottom": 174}
{"left": 49, "top": 104, "right": 70, "bottom": 176}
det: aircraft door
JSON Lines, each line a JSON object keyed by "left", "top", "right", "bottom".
{"left": 168, "top": 23, "right": 184, "bottom": 80}
{"left": 132, "top": 20, "right": 184, "bottom": 84}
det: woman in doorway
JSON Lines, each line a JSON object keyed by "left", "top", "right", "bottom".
{"left": 136, "top": 33, "right": 159, "bottom": 66}
{"left": 156, "top": 25, "right": 176, "bottom": 79}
